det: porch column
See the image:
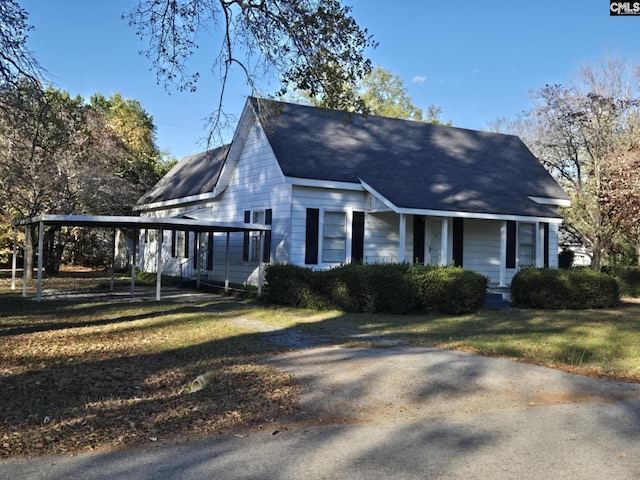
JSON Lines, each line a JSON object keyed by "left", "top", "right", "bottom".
{"left": 536, "top": 222, "right": 545, "bottom": 268}
{"left": 398, "top": 213, "right": 406, "bottom": 262}
{"left": 258, "top": 231, "right": 265, "bottom": 297}
{"left": 499, "top": 221, "right": 507, "bottom": 287}
{"left": 156, "top": 228, "right": 163, "bottom": 301}
{"left": 440, "top": 217, "right": 449, "bottom": 265}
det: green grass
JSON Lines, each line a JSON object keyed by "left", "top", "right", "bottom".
{"left": 2, "top": 269, "right": 640, "bottom": 459}
{"left": 255, "top": 303, "right": 640, "bottom": 381}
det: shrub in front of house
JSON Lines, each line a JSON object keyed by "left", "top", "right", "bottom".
{"left": 263, "top": 264, "right": 330, "bottom": 309}
{"left": 265, "top": 263, "right": 487, "bottom": 315}
{"left": 603, "top": 266, "right": 640, "bottom": 298}
{"left": 511, "top": 267, "right": 619, "bottom": 309}
{"left": 410, "top": 265, "right": 488, "bottom": 315}
{"left": 325, "top": 263, "right": 420, "bottom": 314}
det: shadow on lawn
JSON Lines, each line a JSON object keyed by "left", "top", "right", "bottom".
{"left": 0, "top": 297, "right": 199, "bottom": 337}
{"left": 2, "top": 284, "right": 640, "bottom": 462}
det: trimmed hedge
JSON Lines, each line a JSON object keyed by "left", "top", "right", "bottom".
{"left": 511, "top": 268, "right": 619, "bottom": 309}
{"left": 264, "top": 263, "right": 488, "bottom": 315}
{"left": 603, "top": 266, "right": 640, "bottom": 298}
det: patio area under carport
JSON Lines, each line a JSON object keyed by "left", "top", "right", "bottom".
{"left": 10, "top": 214, "right": 271, "bottom": 302}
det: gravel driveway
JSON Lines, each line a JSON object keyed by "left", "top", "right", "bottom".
{"left": 265, "top": 345, "right": 640, "bottom": 425}
{"left": 4, "top": 344, "right": 640, "bottom": 479}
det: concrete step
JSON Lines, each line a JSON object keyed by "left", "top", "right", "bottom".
{"left": 484, "top": 292, "right": 511, "bottom": 310}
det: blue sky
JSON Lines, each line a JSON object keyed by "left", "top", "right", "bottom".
{"left": 21, "top": 0, "right": 640, "bottom": 160}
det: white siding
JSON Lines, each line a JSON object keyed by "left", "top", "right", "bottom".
{"left": 365, "top": 212, "right": 401, "bottom": 264}
{"left": 290, "top": 186, "right": 367, "bottom": 267}
{"left": 547, "top": 222, "right": 560, "bottom": 269}
{"left": 139, "top": 121, "right": 292, "bottom": 286}
{"left": 206, "top": 123, "right": 291, "bottom": 285}
{"left": 461, "top": 219, "right": 502, "bottom": 284}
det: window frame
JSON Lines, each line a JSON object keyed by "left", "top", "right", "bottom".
{"left": 321, "top": 210, "right": 348, "bottom": 265}
{"left": 517, "top": 222, "right": 537, "bottom": 267}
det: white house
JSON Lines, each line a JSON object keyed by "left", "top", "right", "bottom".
{"left": 134, "top": 97, "right": 569, "bottom": 289}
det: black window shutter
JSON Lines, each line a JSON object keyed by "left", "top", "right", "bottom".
{"left": 413, "top": 215, "right": 425, "bottom": 264}
{"left": 243, "top": 210, "right": 250, "bottom": 261}
{"left": 506, "top": 221, "right": 516, "bottom": 269}
{"left": 207, "top": 232, "right": 214, "bottom": 270}
{"left": 305, "top": 208, "right": 319, "bottom": 264}
{"left": 171, "top": 230, "right": 177, "bottom": 257}
{"left": 263, "top": 209, "right": 272, "bottom": 263}
{"left": 185, "top": 231, "right": 191, "bottom": 261}
{"left": 351, "top": 211, "right": 365, "bottom": 262}
{"left": 543, "top": 223, "right": 550, "bottom": 267}
{"left": 453, "top": 218, "right": 464, "bottom": 267}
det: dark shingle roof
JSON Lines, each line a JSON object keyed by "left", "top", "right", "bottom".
{"left": 253, "top": 98, "right": 568, "bottom": 218}
{"left": 137, "top": 145, "right": 229, "bottom": 206}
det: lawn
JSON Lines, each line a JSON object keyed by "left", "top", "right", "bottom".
{"left": 2, "top": 269, "right": 640, "bottom": 458}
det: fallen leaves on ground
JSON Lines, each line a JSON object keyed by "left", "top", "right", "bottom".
{"left": 0, "top": 272, "right": 301, "bottom": 459}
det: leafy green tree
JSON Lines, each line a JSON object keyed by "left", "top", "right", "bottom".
{"left": 287, "top": 67, "right": 449, "bottom": 124}
{"left": 89, "top": 93, "right": 172, "bottom": 191}
{"left": 358, "top": 67, "right": 449, "bottom": 124}
{"left": 125, "top": 0, "right": 376, "bottom": 140}
{"left": 358, "top": 67, "right": 425, "bottom": 121}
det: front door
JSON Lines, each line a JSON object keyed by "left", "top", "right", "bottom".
{"left": 430, "top": 219, "right": 442, "bottom": 265}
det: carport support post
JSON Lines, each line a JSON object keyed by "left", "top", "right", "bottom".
{"left": 130, "top": 229, "right": 137, "bottom": 297}
{"left": 36, "top": 221, "right": 44, "bottom": 303}
{"left": 196, "top": 232, "right": 201, "bottom": 289}
{"left": 224, "top": 232, "right": 230, "bottom": 293}
{"left": 10, "top": 227, "right": 17, "bottom": 291}
{"left": 22, "top": 226, "right": 30, "bottom": 297}
{"left": 156, "top": 228, "right": 163, "bottom": 301}
{"left": 110, "top": 228, "right": 116, "bottom": 291}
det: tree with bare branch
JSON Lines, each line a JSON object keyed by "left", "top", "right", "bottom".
{"left": 0, "top": 0, "right": 43, "bottom": 104}
{"left": 520, "top": 56, "right": 640, "bottom": 268}
{"left": 125, "top": 0, "right": 376, "bottom": 142}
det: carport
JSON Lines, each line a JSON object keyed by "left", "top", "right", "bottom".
{"left": 11, "top": 214, "right": 271, "bottom": 302}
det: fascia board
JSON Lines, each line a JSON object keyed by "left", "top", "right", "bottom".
{"left": 528, "top": 196, "right": 571, "bottom": 207}
{"left": 133, "top": 192, "right": 218, "bottom": 212}
{"left": 395, "top": 207, "right": 564, "bottom": 224}
{"left": 358, "top": 178, "right": 400, "bottom": 213}
{"left": 287, "top": 176, "right": 365, "bottom": 191}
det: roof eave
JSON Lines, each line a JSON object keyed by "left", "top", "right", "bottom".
{"left": 360, "top": 178, "right": 563, "bottom": 223}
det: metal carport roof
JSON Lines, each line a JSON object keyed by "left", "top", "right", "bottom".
{"left": 11, "top": 214, "right": 271, "bottom": 302}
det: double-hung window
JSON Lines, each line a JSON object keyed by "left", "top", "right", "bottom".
{"left": 243, "top": 208, "right": 272, "bottom": 263}
{"left": 322, "top": 211, "right": 347, "bottom": 264}
{"left": 305, "top": 208, "right": 364, "bottom": 265}
{"left": 518, "top": 222, "right": 536, "bottom": 267}
{"left": 250, "top": 210, "right": 265, "bottom": 262}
